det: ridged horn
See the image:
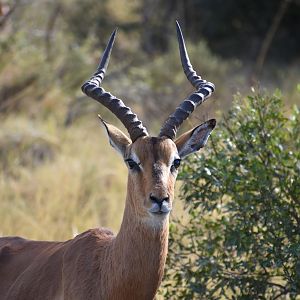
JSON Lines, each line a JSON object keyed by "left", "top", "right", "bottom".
{"left": 159, "top": 21, "right": 215, "bottom": 140}
{"left": 81, "top": 29, "right": 148, "bottom": 142}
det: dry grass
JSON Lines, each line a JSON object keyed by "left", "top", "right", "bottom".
{"left": 0, "top": 114, "right": 127, "bottom": 240}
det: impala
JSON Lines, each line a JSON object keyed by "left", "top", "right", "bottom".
{"left": 0, "top": 22, "right": 216, "bottom": 300}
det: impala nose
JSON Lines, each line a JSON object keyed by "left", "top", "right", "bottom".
{"left": 150, "top": 194, "right": 169, "bottom": 205}
{"left": 149, "top": 194, "right": 171, "bottom": 214}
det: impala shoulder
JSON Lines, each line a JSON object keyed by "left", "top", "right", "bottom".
{"left": 0, "top": 236, "right": 28, "bottom": 258}
{"left": 62, "top": 228, "right": 115, "bottom": 275}
{"left": 67, "top": 228, "right": 115, "bottom": 251}
{"left": 73, "top": 228, "right": 115, "bottom": 240}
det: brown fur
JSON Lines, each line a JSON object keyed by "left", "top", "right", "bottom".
{"left": 0, "top": 136, "right": 174, "bottom": 300}
{"left": 0, "top": 123, "right": 214, "bottom": 299}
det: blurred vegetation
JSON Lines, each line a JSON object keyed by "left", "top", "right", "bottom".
{"left": 0, "top": 0, "right": 299, "bottom": 243}
{"left": 1, "top": 0, "right": 299, "bottom": 118}
{"left": 0, "top": 115, "right": 127, "bottom": 239}
{"left": 163, "top": 90, "right": 300, "bottom": 299}
{"left": 0, "top": 1, "right": 300, "bottom": 298}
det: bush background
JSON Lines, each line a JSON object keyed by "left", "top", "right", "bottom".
{"left": 163, "top": 91, "right": 300, "bottom": 299}
{"left": 0, "top": 0, "right": 299, "bottom": 298}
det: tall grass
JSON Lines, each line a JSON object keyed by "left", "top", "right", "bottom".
{"left": 0, "top": 115, "right": 127, "bottom": 240}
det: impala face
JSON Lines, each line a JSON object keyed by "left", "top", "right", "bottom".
{"left": 101, "top": 118, "right": 216, "bottom": 225}
{"left": 126, "top": 137, "right": 179, "bottom": 218}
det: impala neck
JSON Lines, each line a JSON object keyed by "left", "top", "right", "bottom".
{"left": 112, "top": 187, "right": 169, "bottom": 298}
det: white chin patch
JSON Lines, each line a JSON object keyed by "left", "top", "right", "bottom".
{"left": 144, "top": 215, "right": 169, "bottom": 229}
{"left": 142, "top": 204, "right": 171, "bottom": 228}
{"left": 149, "top": 202, "right": 171, "bottom": 214}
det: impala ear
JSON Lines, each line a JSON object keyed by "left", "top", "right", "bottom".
{"left": 175, "top": 119, "right": 216, "bottom": 158}
{"left": 98, "top": 115, "right": 131, "bottom": 157}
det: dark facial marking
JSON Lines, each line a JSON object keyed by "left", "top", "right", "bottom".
{"left": 150, "top": 137, "right": 159, "bottom": 163}
{"left": 152, "top": 163, "right": 163, "bottom": 181}
{"left": 150, "top": 137, "right": 165, "bottom": 182}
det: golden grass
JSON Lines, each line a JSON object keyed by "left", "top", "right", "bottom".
{"left": 0, "top": 114, "right": 127, "bottom": 240}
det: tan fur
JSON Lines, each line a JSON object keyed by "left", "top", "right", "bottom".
{"left": 0, "top": 135, "right": 178, "bottom": 300}
{"left": 0, "top": 120, "right": 214, "bottom": 299}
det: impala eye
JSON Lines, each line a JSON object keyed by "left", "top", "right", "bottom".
{"left": 173, "top": 159, "right": 181, "bottom": 169}
{"left": 125, "top": 159, "right": 140, "bottom": 170}
{"left": 171, "top": 159, "right": 181, "bottom": 172}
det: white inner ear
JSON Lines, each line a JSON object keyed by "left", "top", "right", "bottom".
{"left": 179, "top": 124, "right": 214, "bottom": 158}
{"left": 108, "top": 137, "right": 125, "bottom": 157}
{"left": 99, "top": 121, "right": 126, "bottom": 157}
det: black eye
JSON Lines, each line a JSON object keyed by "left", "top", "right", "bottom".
{"left": 172, "top": 159, "right": 181, "bottom": 171}
{"left": 125, "top": 159, "right": 140, "bottom": 170}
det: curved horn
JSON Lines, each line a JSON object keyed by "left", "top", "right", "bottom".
{"left": 81, "top": 29, "right": 148, "bottom": 142}
{"left": 159, "top": 21, "right": 215, "bottom": 140}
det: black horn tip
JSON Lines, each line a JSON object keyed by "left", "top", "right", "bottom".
{"left": 97, "top": 28, "right": 118, "bottom": 72}
{"left": 111, "top": 28, "right": 118, "bottom": 39}
{"left": 175, "top": 20, "right": 189, "bottom": 67}
{"left": 108, "top": 28, "right": 118, "bottom": 43}
{"left": 175, "top": 20, "right": 182, "bottom": 37}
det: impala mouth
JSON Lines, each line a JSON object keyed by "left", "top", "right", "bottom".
{"left": 151, "top": 210, "right": 168, "bottom": 215}
{"left": 149, "top": 202, "right": 171, "bottom": 215}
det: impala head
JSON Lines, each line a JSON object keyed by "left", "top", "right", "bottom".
{"left": 82, "top": 22, "right": 216, "bottom": 225}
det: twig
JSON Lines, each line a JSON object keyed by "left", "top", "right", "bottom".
{"left": 0, "top": 0, "right": 20, "bottom": 28}
{"left": 45, "top": 3, "right": 62, "bottom": 61}
{"left": 253, "top": 0, "right": 291, "bottom": 80}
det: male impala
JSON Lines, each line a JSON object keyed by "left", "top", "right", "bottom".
{"left": 0, "top": 22, "right": 216, "bottom": 300}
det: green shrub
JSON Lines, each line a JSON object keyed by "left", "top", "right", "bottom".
{"left": 163, "top": 91, "right": 300, "bottom": 299}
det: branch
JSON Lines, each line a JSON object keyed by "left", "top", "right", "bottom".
{"left": 253, "top": 0, "right": 291, "bottom": 80}
{"left": 45, "top": 2, "right": 62, "bottom": 61}
{"left": 272, "top": 288, "right": 289, "bottom": 300}
{"left": 0, "top": 0, "right": 20, "bottom": 28}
